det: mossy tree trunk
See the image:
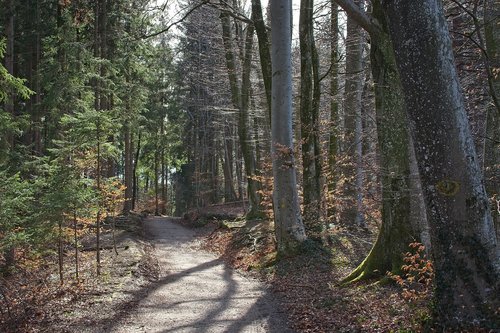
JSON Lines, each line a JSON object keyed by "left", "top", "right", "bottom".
{"left": 341, "top": 0, "right": 416, "bottom": 283}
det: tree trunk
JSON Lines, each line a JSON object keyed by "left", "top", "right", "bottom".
{"left": 33, "top": 0, "right": 42, "bottom": 155}
{"left": 132, "top": 132, "right": 141, "bottom": 210}
{"left": 154, "top": 144, "right": 159, "bottom": 216}
{"left": 3, "top": 0, "right": 16, "bottom": 270}
{"left": 222, "top": 122, "right": 237, "bottom": 202}
{"left": 123, "top": 123, "right": 133, "bottom": 214}
{"left": 251, "top": 0, "right": 272, "bottom": 122}
{"left": 220, "top": 12, "right": 263, "bottom": 218}
{"left": 94, "top": 0, "right": 102, "bottom": 277}
{"left": 408, "top": 135, "right": 430, "bottom": 252}
{"left": 342, "top": 1, "right": 415, "bottom": 282}
{"left": 161, "top": 120, "right": 167, "bottom": 214}
{"left": 58, "top": 215, "right": 64, "bottom": 285}
{"left": 299, "top": 0, "right": 323, "bottom": 232}
{"left": 73, "top": 210, "right": 79, "bottom": 281}
{"left": 271, "top": 0, "right": 307, "bottom": 254}
{"left": 483, "top": 0, "right": 500, "bottom": 238}
{"left": 4, "top": 0, "right": 15, "bottom": 151}
{"left": 384, "top": 0, "right": 499, "bottom": 327}
{"left": 328, "top": 1, "right": 340, "bottom": 219}
{"left": 341, "top": 0, "right": 365, "bottom": 226}
{"left": 96, "top": 121, "right": 102, "bottom": 277}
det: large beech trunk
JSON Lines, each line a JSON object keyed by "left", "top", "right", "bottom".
{"left": 384, "top": 0, "right": 499, "bottom": 327}
{"left": 341, "top": 0, "right": 416, "bottom": 283}
{"left": 270, "top": 0, "right": 307, "bottom": 254}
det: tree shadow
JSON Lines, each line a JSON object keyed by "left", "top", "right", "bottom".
{"left": 91, "top": 217, "right": 293, "bottom": 333}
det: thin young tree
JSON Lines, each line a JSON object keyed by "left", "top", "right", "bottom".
{"left": 220, "top": 11, "right": 264, "bottom": 218}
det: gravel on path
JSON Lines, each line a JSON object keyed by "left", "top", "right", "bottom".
{"left": 106, "top": 216, "right": 292, "bottom": 333}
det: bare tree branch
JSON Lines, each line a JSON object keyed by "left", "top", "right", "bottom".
{"left": 333, "top": 0, "right": 379, "bottom": 36}
{"left": 141, "top": 1, "right": 210, "bottom": 39}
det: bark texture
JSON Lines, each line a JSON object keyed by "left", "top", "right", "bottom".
{"left": 341, "top": 0, "right": 365, "bottom": 226}
{"left": 270, "top": 0, "right": 307, "bottom": 254}
{"left": 384, "top": 0, "right": 500, "bottom": 327}
{"left": 251, "top": 0, "right": 272, "bottom": 121}
{"left": 299, "top": 0, "right": 322, "bottom": 232}
{"left": 483, "top": 0, "right": 500, "bottom": 238}
{"left": 123, "top": 123, "right": 133, "bottom": 214}
{"left": 341, "top": 0, "right": 416, "bottom": 283}
{"left": 328, "top": 1, "right": 340, "bottom": 191}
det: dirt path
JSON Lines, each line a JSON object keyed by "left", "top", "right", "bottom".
{"left": 105, "top": 216, "right": 292, "bottom": 333}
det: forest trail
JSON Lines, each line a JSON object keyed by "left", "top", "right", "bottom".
{"left": 107, "top": 216, "right": 291, "bottom": 333}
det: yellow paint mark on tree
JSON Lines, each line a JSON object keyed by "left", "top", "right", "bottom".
{"left": 436, "top": 179, "right": 460, "bottom": 196}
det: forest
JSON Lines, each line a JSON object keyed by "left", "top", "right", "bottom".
{"left": 0, "top": 0, "right": 499, "bottom": 332}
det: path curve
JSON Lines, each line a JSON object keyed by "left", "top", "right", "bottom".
{"left": 108, "top": 217, "right": 292, "bottom": 333}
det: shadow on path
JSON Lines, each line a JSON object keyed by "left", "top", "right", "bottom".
{"left": 91, "top": 217, "right": 292, "bottom": 333}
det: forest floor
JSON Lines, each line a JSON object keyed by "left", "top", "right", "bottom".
{"left": 182, "top": 203, "right": 433, "bottom": 333}
{"left": 1, "top": 203, "right": 436, "bottom": 333}
{"left": 1, "top": 214, "right": 292, "bottom": 332}
{"left": 1, "top": 214, "right": 161, "bottom": 332}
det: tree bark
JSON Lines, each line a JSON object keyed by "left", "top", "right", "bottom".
{"left": 333, "top": 0, "right": 431, "bottom": 284}
{"left": 341, "top": 0, "right": 365, "bottom": 226}
{"left": 342, "top": 0, "right": 415, "bottom": 282}
{"left": 222, "top": 122, "right": 237, "bottom": 202}
{"left": 123, "top": 123, "right": 133, "bottom": 214}
{"left": 94, "top": 0, "right": 102, "bottom": 277}
{"left": 271, "top": 0, "right": 307, "bottom": 254}
{"left": 73, "top": 210, "right": 79, "bottom": 281}
{"left": 299, "top": 0, "right": 323, "bottom": 232}
{"left": 132, "top": 132, "right": 141, "bottom": 210}
{"left": 154, "top": 141, "right": 160, "bottom": 216}
{"left": 4, "top": 0, "right": 15, "bottom": 151}
{"left": 328, "top": 1, "right": 340, "bottom": 210}
{"left": 483, "top": 0, "right": 500, "bottom": 238}
{"left": 251, "top": 0, "right": 272, "bottom": 122}
{"left": 384, "top": 0, "right": 499, "bottom": 327}
{"left": 2, "top": 0, "right": 16, "bottom": 270}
